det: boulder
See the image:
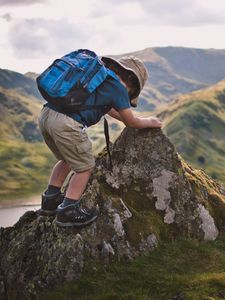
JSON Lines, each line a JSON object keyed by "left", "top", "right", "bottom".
{"left": 1, "top": 127, "right": 225, "bottom": 299}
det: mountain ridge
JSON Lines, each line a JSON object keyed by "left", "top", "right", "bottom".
{"left": 0, "top": 68, "right": 42, "bottom": 101}
{"left": 112, "top": 46, "right": 225, "bottom": 109}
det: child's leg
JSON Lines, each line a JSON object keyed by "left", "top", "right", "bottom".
{"left": 48, "top": 160, "right": 71, "bottom": 188}
{"left": 65, "top": 168, "right": 93, "bottom": 200}
{"left": 56, "top": 167, "right": 99, "bottom": 227}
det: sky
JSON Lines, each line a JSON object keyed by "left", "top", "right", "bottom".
{"left": 1, "top": 0, "right": 225, "bottom": 73}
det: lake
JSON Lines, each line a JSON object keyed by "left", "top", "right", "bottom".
{"left": 0, "top": 205, "right": 41, "bottom": 227}
{"left": 0, "top": 195, "right": 41, "bottom": 227}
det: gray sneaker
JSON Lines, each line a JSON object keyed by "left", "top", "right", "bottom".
{"left": 56, "top": 202, "right": 99, "bottom": 227}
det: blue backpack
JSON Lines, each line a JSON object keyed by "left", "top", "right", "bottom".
{"left": 37, "top": 49, "right": 117, "bottom": 169}
{"left": 36, "top": 49, "right": 118, "bottom": 112}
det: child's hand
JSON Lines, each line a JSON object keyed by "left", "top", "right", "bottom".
{"left": 147, "top": 117, "right": 162, "bottom": 128}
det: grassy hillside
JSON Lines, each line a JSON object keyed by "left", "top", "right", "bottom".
{"left": 0, "top": 87, "right": 55, "bottom": 200}
{"left": 158, "top": 79, "right": 225, "bottom": 185}
{"left": 0, "top": 139, "right": 55, "bottom": 200}
{"left": 43, "top": 238, "right": 225, "bottom": 300}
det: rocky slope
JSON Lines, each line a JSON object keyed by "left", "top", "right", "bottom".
{"left": 1, "top": 127, "right": 225, "bottom": 299}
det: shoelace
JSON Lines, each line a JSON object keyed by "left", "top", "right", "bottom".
{"left": 80, "top": 208, "right": 91, "bottom": 215}
{"left": 71, "top": 205, "right": 85, "bottom": 220}
{"left": 72, "top": 205, "right": 92, "bottom": 221}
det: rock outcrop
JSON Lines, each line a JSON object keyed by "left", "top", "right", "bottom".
{"left": 1, "top": 127, "right": 225, "bottom": 299}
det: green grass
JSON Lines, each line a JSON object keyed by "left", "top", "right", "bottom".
{"left": 0, "top": 87, "right": 56, "bottom": 201}
{"left": 0, "top": 138, "right": 56, "bottom": 200}
{"left": 41, "top": 238, "right": 225, "bottom": 300}
{"left": 161, "top": 85, "right": 225, "bottom": 186}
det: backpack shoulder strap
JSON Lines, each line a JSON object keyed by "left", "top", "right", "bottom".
{"left": 106, "top": 69, "right": 120, "bottom": 82}
{"left": 104, "top": 116, "right": 113, "bottom": 170}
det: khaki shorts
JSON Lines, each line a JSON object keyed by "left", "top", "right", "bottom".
{"left": 38, "top": 106, "right": 95, "bottom": 172}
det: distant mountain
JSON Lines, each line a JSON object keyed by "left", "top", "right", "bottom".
{"left": 157, "top": 79, "right": 225, "bottom": 185}
{"left": 154, "top": 47, "right": 225, "bottom": 84}
{"left": 113, "top": 47, "right": 225, "bottom": 110}
{"left": 0, "top": 68, "right": 42, "bottom": 100}
{"left": 24, "top": 72, "right": 39, "bottom": 80}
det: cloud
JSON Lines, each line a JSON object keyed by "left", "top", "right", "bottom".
{"left": 138, "top": 0, "right": 225, "bottom": 26}
{"left": 0, "top": 0, "right": 47, "bottom": 6}
{"left": 95, "top": 0, "right": 225, "bottom": 27}
{"left": 8, "top": 18, "right": 89, "bottom": 59}
{"left": 1, "top": 13, "right": 12, "bottom": 22}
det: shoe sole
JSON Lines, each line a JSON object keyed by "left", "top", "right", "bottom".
{"left": 55, "top": 214, "right": 98, "bottom": 227}
{"left": 39, "top": 209, "right": 57, "bottom": 216}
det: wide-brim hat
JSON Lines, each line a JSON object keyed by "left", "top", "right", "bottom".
{"left": 101, "top": 55, "right": 148, "bottom": 107}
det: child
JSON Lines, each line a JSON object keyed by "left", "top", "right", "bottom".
{"left": 38, "top": 54, "right": 162, "bottom": 227}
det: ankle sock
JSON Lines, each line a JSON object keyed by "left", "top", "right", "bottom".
{"left": 46, "top": 184, "right": 61, "bottom": 195}
{"left": 62, "top": 197, "right": 79, "bottom": 207}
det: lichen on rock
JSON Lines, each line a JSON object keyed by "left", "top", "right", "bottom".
{"left": 139, "top": 233, "right": 158, "bottom": 253}
{"left": 197, "top": 204, "right": 219, "bottom": 241}
{"left": 153, "top": 169, "right": 177, "bottom": 223}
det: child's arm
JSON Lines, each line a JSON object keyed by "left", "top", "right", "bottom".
{"left": 118, "top": 108, "right": 162, "bottom": 129}
{"left": 107, "top": 108, "right": 123, "bottom": 121}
